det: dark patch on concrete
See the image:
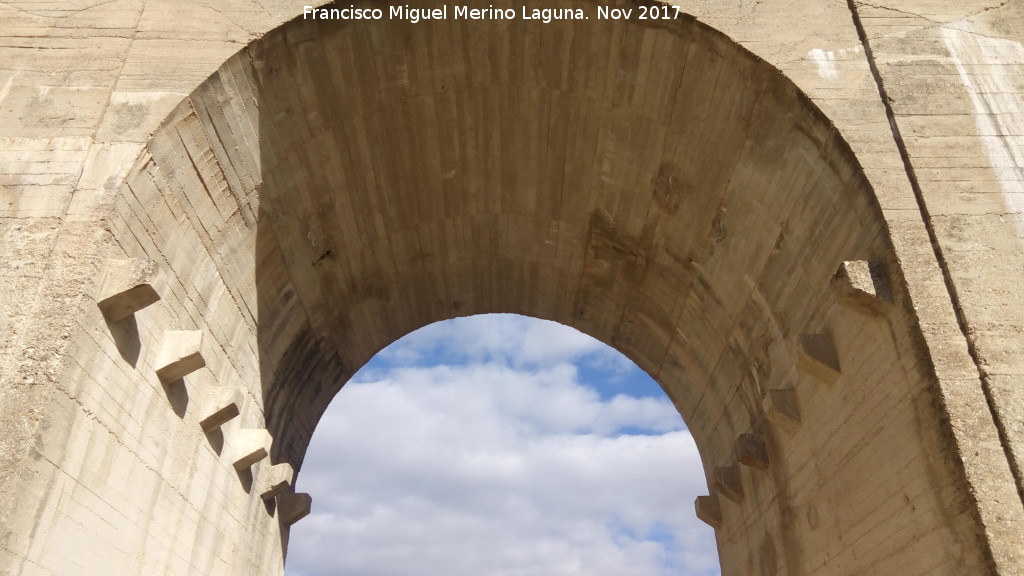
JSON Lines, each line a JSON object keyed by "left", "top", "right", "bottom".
{"left": 109, "top": 102, "right": 148, "bottom": 135}
{"left": 806, "top": 502, "right": 819, "bottom": 529}
{"left": 651, "top": 162, "right": 688, "bottom": 214}
{"left": 709, "top": 205, "right": 727, "bottom": 257}
{"left": 575, "top": 209, "right": 656, "bottom": 323}
{"left": 581, "top": 209, "right": 648, "bottom": 287}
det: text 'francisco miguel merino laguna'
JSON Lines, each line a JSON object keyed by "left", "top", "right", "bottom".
{"left": 302, "top": 5, "right": 682, "bottom": 23}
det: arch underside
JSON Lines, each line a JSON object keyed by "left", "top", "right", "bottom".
{"left": 104, "top": 1, "right": 993, "bottom": 574}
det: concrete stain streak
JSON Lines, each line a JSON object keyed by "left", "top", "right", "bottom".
{"left": 0, "top": 73, "right": 17, "bottom": 107}
{"left": 941, "top": 20, "right": 1024, "bottom": 237}
{"left": 807, "top": 45, "right": 862, "bottom": 81}
{"left": 808, "top": 48, "right": 839, "bottom": 80}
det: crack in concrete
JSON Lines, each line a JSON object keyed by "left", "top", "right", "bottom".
{"left": 972, "top": 0, "right": 1011, "bottom": 19}
{"left": 854, "top": 0, "right": 1012, "bottom": 28}
{"left": 194, "top": 0, "right": 259, "bottom": 39}
{"left": 855, "top": 1, "right": 944, "bottom": 25}
{"left": 0, "top": 0, "right": 122, "bottom": 20}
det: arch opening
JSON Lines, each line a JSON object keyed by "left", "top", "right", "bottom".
{"left": 286, "top": 313, "right": 719, "bottom": 576}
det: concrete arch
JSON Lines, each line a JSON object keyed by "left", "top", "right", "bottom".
{"left": 3, "top": 1, "right": 1020, "bottom": 575}
{"left": 120, "top": 1, "right": 987, "bottom": 573}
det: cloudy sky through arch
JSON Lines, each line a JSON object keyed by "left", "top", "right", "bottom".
{"left": 284, "top": 314, "right": 721, "bottom": 576}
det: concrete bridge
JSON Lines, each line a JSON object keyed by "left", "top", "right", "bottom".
{"left": 1, "top": 0, "right": 1023, "bottom": 574}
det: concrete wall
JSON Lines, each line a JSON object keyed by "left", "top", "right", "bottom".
{"left": 1, "top": 1, "right": 1022, "bottom": 575}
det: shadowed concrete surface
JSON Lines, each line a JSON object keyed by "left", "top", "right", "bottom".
{"left": 1, "top": 0, "right": 1023, "bottom": 574}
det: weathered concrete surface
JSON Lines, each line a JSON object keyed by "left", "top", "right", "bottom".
{"left": 1, "top": 0, "right": 1023, "bottom": 575}
{"left": 855, "top": 0, "right": 1024, "bottom": 489}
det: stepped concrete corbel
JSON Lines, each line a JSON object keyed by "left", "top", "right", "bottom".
{"left": 199, "top": 387, "right": 245, "bottom": 433}
{"left": 713, "top": 465, "right": 744, "bottom": 503}
{"left": 832, "top": 260, "right": 893, "bottom": 316}
{"left": 154, "top": 330, "right": 206, "bottom": 383}
{"left": 735, "top": 433, "right": 770, "bottom": 470}
{"left": 233, "top": 429, "right": 273, "bottom": 472}
{"left": 96, "top": 258, "right": 161, "bottom": 321}
{"left": 796, "top": 333, "right": 840, "bottom": 385}
{"left": 764, "top": 388, "right": 801, "bottom": 433}
{"left": 259, "top": 463, "right": 295, "bottom": 501}
{"left": 694, "top": 494, "right": 722, "bottom": 529}
{"left": 278, "top": 493, "right": 313, "bottom": 526}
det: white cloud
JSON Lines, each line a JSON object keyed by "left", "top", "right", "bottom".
{"left": 377, "top": 314, "right": 632, "bottom": 371}
{"left": 285, "top": 315, "right": 720, "bottom": 576}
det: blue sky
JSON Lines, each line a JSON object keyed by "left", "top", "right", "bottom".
{"left": 284, "top": 314, "right": 720, "bottom": 576}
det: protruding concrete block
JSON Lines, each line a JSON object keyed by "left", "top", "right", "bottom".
{"left": 796, "top": 333, "right": 840, "bottom": 385}
{"left": 279, "top": 492, "right": 312, "bottom": 526}
{"left": 199, "top": 387, "right": 244, "bottom": 433}
{"left": 694, "top": 495, "right": 722, "bottom": 529}
{"left": 832, "top": 260, "right": 893, "bottom": 316}
{"left": 233, "top": 429, "right": 272, "bottom": 471}
{"left": 154, "top": 330, "right": 206, "bottom": 383}
{"left": 259, "top": 463, "right": 294, "bottom": 501}
{"left": 97, "top": 258, "right": 161, "bottom": 321}
{"left": 713, "top": 465, "right": 744, "bottom": 503}
{"left": 735, "top": 433, "right": 770, "bottom": 470}
{"left": 764, "top": 388, "right": 802, "bottom": 433}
